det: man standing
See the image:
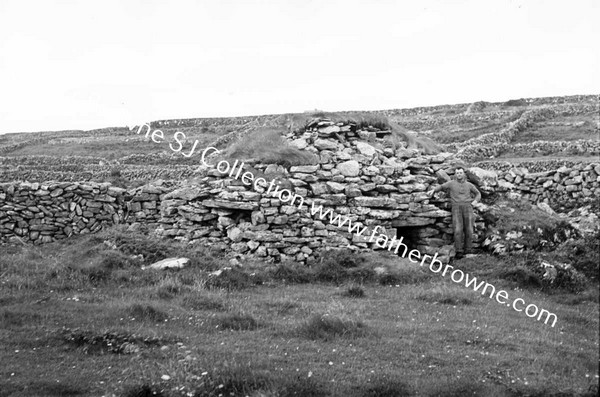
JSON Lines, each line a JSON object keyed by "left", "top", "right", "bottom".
{"left": 427, "top": 168, "right": 481, "bottom": 259}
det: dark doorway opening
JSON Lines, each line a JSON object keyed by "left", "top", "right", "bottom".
{"left": 395, "top": 227, "right": 421, "bottom": 254}
{"left": 230, "top": 209, "right": 252, "bottom": 224}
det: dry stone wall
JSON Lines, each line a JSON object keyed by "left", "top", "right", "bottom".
{"left": 0, "top": 154, "right": 201, "bottom": 183}
{"left": 397, "top": 110, "right": 518, "bottom": 131}
{"left": 450, "top": 103, "right": 599, "bottom": 162}
{"left": 0, "top": 182, "right": 127, "bottom": 244}
{"left": 1, "top": 119, "right": 475, "bottom": 263}
{"left": 0, "top": 136, "right": 53, "bottom": 155}
{"left": 476, "top": 159, "right": 596, "bottom": 173}
{"left": 2, "top": 115, "right": 598, "bottom": 263}
{"left": 0, "top": 181, "right": 178, "bottom": 245}
{"left": 381, "top": 94, "right": 594, "bottom": 119}
{"left": 470, "top": 162, "right": 600, "bottom": 214}
{"left": 493, "top": 163, "right": 600, "bottom": 212}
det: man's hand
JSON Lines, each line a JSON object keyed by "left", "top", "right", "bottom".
{"left": 472, "top": 199, "right": 479, "bottom": 206}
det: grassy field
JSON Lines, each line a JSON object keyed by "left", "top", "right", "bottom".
{"left": 1, "top": 97, "right": 597, "bottom": 173}
{"left": 1, "top": 228, "right": 598, "bottom": 397}
{"left": 510, "top": 113, "right": 599, "bottom": 144}
{"left": 3, "top": 127, "right": 222, "bottom": 162}
{"left": 409, "top": 113, "right": 522, "bottom": 145}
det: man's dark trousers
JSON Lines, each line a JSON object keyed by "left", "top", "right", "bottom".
{"left": 451, "top": 203, "right": 473, "bottom": 254}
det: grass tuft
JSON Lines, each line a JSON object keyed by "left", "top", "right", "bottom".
{"left": 124, "top": 303, "right": 168, "bottom": 322}
{"left": 205, "top": 267, "right": 259, "bottom": 290}
{"left": 344, "top": 285, "right": 366, "bottom": 298}
{"left": 388, "top": 122, "right": 443, "bottom": 154}
{"left": 190, "top": 365, "right": 273, "bottom": 396}
{"left": 223, "top": 127, "right": 318, "bottom": 167}
{"left": 155, "top": 276, "right": 188, "bottom": 299}
{"left": 271, "top": 262, "right": 315, "bottom": 283}
{"left": 417, "top": 285, "right": 474, "bottom": 305}
{"left": 313, "top": 250, "right": 375, "bottom": 284}
{"left": 298, "top": 314, "right": 368, "bottom": 341}
{"left": 214, "top": 313, "right": 259, "bottom": 331}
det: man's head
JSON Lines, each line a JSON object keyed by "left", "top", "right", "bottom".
{"left": 455, "top": 168, "right": 466, "bottom": 182}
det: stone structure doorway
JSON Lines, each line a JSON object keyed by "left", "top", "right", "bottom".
{"left": 394, "top": 226, "right": 422, "bottom": 254}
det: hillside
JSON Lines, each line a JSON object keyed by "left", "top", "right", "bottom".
{"left": 0, "top": 95, "right": 597, "bottom": 186}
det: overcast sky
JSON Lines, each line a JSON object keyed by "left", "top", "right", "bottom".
{"left": 0, "top": 0, "right": 598, "bottom": 134}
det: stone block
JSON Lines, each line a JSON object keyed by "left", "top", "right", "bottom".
{"left": 142, "top": 201, "right": 157, "bottom": 210}
{"left": 202, "top": 199, "right": 258, "bottom": 211}
{"left": 392, "top": 217, "right": 435, "bottom": 227}
{"left": 336, "top": 160, "right": 360, "bottom": 177}
{"left": 290, "top": 165, "right": 319, "bottom": 173}
{"left": 314, "top": 139, "right": 339, "bottom": 151}
{"left": 326, "top": 181, "right": 346, "bottom": 193}
{"left": 310, "top": 183, "right": 329, "bottom": 195}
{"left": 355, "top": 142, "right": 377, "bottom": 157}
{"left": 353, "top": 197, "right": 397, "bottom": 208}
{"left": 368, "top": 210, "right": 401, "bottom": 220}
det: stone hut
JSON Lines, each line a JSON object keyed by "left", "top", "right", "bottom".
{"left": 153, "top": 118, "right": 471, "bottom": 263}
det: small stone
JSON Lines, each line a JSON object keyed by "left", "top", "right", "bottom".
{"left": 49, "top": 188, "right": 64, "bottom": 197}
{"left": 314, "top": 139, "right": 339, "bottom": 151}
{"left": 290, "top": 139, "right": 308, "bottom": 149}
{"left": 355, "top": 142, "right": 377, "bottom": 157}
{"left": 326, "top": 181, "right": 346, "bottom": 193}
{"left": 318, "top": 125, "right": 341, "bottom": 135}
{"left": 142, "top": 258, "right": 189, "bottom": 270}
{"left": 337, "top": 160, "right": 360, "bottom": 177}
{"left": 227, "top": 227, "right": 243, "bottom": 242}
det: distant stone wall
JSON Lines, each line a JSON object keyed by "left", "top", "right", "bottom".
{"left": 0, "top": 165, "right": 200, "bottom": 183}
{"left": 451, "top": 103, "right": 599, "bottom": 162}
{"left": 475, "top": 159, "right": 596, "bottom": 173}
{"left": 475, "top": 162, "right": 600, "bottom": 212}
{"left": 150, "top": 114, "right": 286, "bottom": 129}
{"left": 0, "top": 154, "right": 202, "bottom": 183}
{"left": 0, "top": 137, "right": 51, "bottom": 155}
{"left": 381, "top": 94, "right": 595, "bottom": 119}
{"left": 397, "top": 110, "right": 518, "bottom": 131}
{"left": 460, "top": 140, "right": 600, "bottom": 163}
